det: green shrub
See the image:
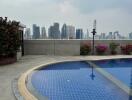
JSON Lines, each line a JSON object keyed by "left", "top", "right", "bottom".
{"left": 0, "top": 17, "right": 21, "bottom": 57}
{"left": 80, "top": 43, "right": 91, "bottom": 55}
{"left": 109, "top": 42, "right": 119, "bottom": 55}
{"left": 120, "top": 44, "right": 132, "bottom": 55}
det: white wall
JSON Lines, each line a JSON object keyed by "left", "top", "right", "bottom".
{"left": 24, "top": 40, "right": 132, "bottom": 55}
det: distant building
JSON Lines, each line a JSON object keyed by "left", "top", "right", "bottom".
{"left": 129, "top": 32, "right": 132, "bottom": 39}
{"left": 33, "top": 24, "right": 40, "bottom": 39}
{"left": 106, "top": 32, "right": 113, "bottom": 39}
{"left": 24, "top": 28, "right": 31, "bottom": 39}
{"left": 86, "top": 29, "right": 90, "bottom": 39}
{"left": 67, "top": 25, "right": 75, "bottom": 39}
{"left": 113, "top": 31, "right": 121, "bottom": 39}
{"left": 76, "top": 29, "right": 83, "bottom": 39}
{"left": 100, "top": 33, "right": 106, "bottom": 39}
{"left": 61, "top": 24, "right": 68, "bottom": 39}
{"left": 41, "top": 27, "right": 47, "bottom": 39}
{"left": 48, "top": 23, "right": 60, "bottom": 39}
{"left": 94, "top": 35, "right": 100, "bottom": 40}
{"left": 54, "top": 23, "right": 61, "bottom": 39}
{"left": 48, "top": 26, "right": 54, "bottom": 39}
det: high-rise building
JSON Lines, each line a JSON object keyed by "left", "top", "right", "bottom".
{"left": 100, "top": 33, "right": 106, "bottom": 39}
{"left": 61, "top": 24, "right": 68, "bottom": 39}
{"left": 48, "top": 23, "right": 60, "bottom": 39}
{"left": 129, "top": 32, "right": 132, "bottom": 39}
{"left": 24, "top": 28, "right": 31, "bottom": 39}
{"left": 54, "top": 23, "right": 61, "bottom": 39}
{"left": 113, "top": 31, "right": 121, "bottom": 39}
{"left": 86, "top": 29, "right": 90, "bottom": 39}
{"left": 76, "top": 29, "right": 83, "bottom": 39}
{"left": 84, "top": 29, "right": 91, "bottom": 39}
{"left": 33, "top": 24, "right": 40, "bottom": 39}
{"left": 41, "top": 27, "right": 47, "bottom": 39}
{"left": 106, "top": 32, "right": 113, "bottom": 39}
{"left": 67, "top": 25, "right": 75, "bottom": 39}
{"left": 48, "top": 26, "right": 54, "bottom": 39}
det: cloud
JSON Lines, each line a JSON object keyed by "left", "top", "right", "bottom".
{"left": 0, "top": 0, "right": 131, "bottom": 35}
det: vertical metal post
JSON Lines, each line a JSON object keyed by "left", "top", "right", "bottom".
{"left": 92, "top": 29, "right": 96, "bottom": 55}
{"left": 92, "top": 33, "right": 95, "bottom": 55}
{"left": 91, "top": 20, "right": 96, "bottom": 55}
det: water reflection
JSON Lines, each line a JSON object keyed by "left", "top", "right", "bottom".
{"left": 90, "top": 65, "right": 95, "bottom": 80}
{"left": 129, "top": 68, "right": 132, "bottom": 100}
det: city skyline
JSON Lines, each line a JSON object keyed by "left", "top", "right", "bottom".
{"left": 24, "top": 23, "right": 132, "bottom": 40}
{"left": 0, "top": 0, "right": 132, "bottom": 36}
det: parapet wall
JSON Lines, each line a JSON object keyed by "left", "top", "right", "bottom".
{"left": 24, "top": 40, "right": 80, "bottom": 56}
{"left": 24, "top": 40, "right": 132, "bottom": 56}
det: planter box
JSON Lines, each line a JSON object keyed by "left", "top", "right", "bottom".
{"left": 0, "top": 57, "right": 16, "bottom": 65}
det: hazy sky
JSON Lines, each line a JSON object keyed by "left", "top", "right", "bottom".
{"left": 0, "top": 0, "right": 132, "bottom": 35}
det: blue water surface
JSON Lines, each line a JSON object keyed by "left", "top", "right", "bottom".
{"left": 31, "top": 61, "right": 129, "bottom": 100}
{"left": 93, "top": 58, "right": 132, "bottom": 87}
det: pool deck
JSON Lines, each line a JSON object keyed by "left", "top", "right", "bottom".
{"left": 0, "top": 55, "right": 132, "bottom": 100}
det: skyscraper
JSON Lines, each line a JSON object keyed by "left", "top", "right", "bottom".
{"left": 106, "top": 32, "right": 113, "bottom": 39}
{"left": 76, "top": 29, "right": 83, "bottom": 39}
{"left": 33, "top": 24, "right": 40, "bottom": 39}
{"left": 113, "top": 31, "right": 120, "bottom": 39}
{"left": 41, "top": 27, "right": 47, "bottom": 39}
{"left": 84, "top": 29, "right": 90, "bottom": 39}
{"left": 61, "top": 24, "right": 68, "bottom": 39}
{"left": 48, "top": 26, "right": 53, "bottom": 39}
{"left": 67, "top": 25, "right": 75, "bottom": 39}
{"left": 129, "top": 32, "right": 132, "bottom": 39}
{"left": 24, "top": 28, "right": 31, "bottom": 39}
{"left": 54, "top": 23, "right": 61, "bottom": 39}
{"left": 48, "top": 23, "right": 60, "bottom": 39}
{"left": 100, "top": 33, "right": 106, "bottom": 39}
{"left": 86, "top": 29, "right": 90, "bottom": 39}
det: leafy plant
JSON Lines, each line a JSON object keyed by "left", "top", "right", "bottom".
{"left": 120, "top": 44, "right": 132, "bottom": 55}
{"left": 96, "top": 44, "right": 108, "bottom": 55}
{"left": 0, "top": 17, "right": 21, "bottom": 57}
{"left": 109, "top": 42, "right": 119, "bottom": 55}
{"left": 80, "top": 43, "right": 91, "bottom": 55}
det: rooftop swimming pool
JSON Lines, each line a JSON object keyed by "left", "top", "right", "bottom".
{"left": 93, "top": 58, "right": 132, "bottom": 88}
{"left": 27, "top": 59, "right": 132, "bottom": 100}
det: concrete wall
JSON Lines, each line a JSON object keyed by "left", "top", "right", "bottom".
{"left": 24, "top": 40, "right": 132, "bottom": 56}
{"left": 24, "top": 40, "right": 80, "bottom": 56}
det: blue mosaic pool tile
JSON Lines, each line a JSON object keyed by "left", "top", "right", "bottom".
{"left": 31, "top": 61, "right": 129, "bottom": 100}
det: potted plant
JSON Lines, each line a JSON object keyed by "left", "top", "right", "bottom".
{"left": 120, "top": 45, "right": 126, "bottom": 54}
{"left": 96, "top": 44, "right": 108, "bottom": 55}
{"left": 121, "top": 44, "right": 132, "bottom": 55}
{"left": 80, "top": 43, "right": 91, "bottom": 55}
{"left": 109, "top": 42, "right": 119, "bottom": 55}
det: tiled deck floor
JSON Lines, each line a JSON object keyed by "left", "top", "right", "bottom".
{"left": 0, "top": 55, "right": 132, "bottom": 100}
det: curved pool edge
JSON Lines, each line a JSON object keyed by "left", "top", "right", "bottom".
{"left": 18, "top": 59, "right": 84, "bottom": 100}
{"left": 17, "top": 57, "right": 132, "bottom": 100}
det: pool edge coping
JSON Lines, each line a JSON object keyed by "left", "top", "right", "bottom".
{"left": 18, "top": 59, "right": 85, "bottom": 100}
{"left": 18, "top": 57, "right": 132, "bottom": 100}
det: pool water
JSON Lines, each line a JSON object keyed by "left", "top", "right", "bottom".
{"left": 93, "top": 59, "right": 132, "bottom": 87}
{"left": 30, "top": 61, "right": 129, "bottom": 100}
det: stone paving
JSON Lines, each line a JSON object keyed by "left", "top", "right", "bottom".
{"left": 0, "top": 55, "right": 132, "bottom": 100}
